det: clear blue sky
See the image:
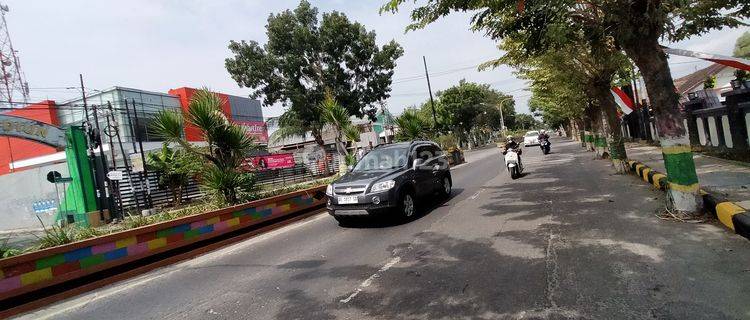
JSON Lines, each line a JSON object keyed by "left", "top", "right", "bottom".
{"left": 6, "top": 0, "right": 749, "bottom": 117}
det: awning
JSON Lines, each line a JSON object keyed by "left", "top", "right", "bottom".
{"left": 662, "top": 46, "right": 750, "bottom": 71}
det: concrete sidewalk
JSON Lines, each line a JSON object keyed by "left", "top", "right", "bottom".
{"left": 625, "top": 142, "right": 750, "bottom": 206}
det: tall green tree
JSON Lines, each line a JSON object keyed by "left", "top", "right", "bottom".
{"left": 382, "top": 0, "right": 749, "bottom": 213}
{"left": 436, "top": 80, "right": 516, "bottom": 145}
{"left": 513, "top": 113, "right": 539, "bottom": 131}
{"left": 226, "top": 1, "right": 403, "bottom": 146}
{"left": 735, "top": 31, "right": 750, "bottom": 59}
{"left": 151, "top": 89, "right": 258, "bottom": 205}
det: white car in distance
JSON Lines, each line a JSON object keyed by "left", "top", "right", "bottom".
{"left": 523, "top": 130, "right": 540, "bottom": 146}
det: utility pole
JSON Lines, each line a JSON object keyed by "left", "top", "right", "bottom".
{"left": 423, "top": 56, "right": 438, "bottom": 128}
{"left": 498, "top": 100, "right": 506, "bottom": 135}
{"left": 123, "top": 100, "right": 138, "bottom": 150}
{"left": 81, "top": 75, "right": 107, "bottom": 221}
{"left": 130, "top": 98, "right": 152, "bottom": 208}
{"left": 108, "top": 102, "right": 142, "bottom": 215}
{"left": 79, "top": 74, "right": 90, "bottom": 126}
{"left": 102, "top": 106, "right": 123, "bottom": 216}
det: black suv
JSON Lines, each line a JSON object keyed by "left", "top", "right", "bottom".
{"left": 326, "top": 141, "right": 452, "bottom": 224}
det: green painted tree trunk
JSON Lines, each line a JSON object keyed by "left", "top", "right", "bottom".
{"left": 586, "top": 103, "right": 604, "bottom": 157}
{"left": 596, "top": 85, "right": 629, "bottom": 173}
{"left": 624, "top": 38, "right": 702, "bottom": 214}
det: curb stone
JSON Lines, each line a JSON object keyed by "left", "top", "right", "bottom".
{"left": 625, "top": 160, "right": 750, "bottom": 240}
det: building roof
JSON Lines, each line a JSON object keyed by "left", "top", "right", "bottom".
{"left": 61, "top": 86, "right": 178, "bottom": 104}
{"left": 673, "top": 63, "right": 728, "bottom": 95}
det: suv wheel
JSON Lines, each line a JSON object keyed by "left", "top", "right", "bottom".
{"left": 440, "top": 177, "right": 452, "bottom": 198}
{"left": 399, "top": 192, "right": 416, "bottom": 218}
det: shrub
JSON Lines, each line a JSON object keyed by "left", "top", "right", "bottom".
{"left": 74, "top": 226, "right": 107, "bottom": 241}
{"left": 704, "top": 75, "right": 716, "bottom": 89}
{"left": 36, "top": 225, "right": 76, "bottom": 249}
{"left": 736, "top": 69, "right": 748, "bottom": 82}
{"left": 123, "top": 213, "right": 153, "bottom": 229}
{"left": 0, "top": 237, "right": 21, "bottom": 258}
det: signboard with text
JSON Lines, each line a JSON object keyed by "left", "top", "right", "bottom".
{"left": 0, "top": 114, "right": 66, "bottom": 148}
{"left": 235, "top": 121, "right": 269, "bottom": 144}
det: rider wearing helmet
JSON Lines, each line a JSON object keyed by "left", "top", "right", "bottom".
{"left": 538, "top": 130, "right": 550, "bottom": 142}
{"left": 503, "top": 136, "right": 523, "bottom": 166}
{"left": 503, "top": 136, "right": 520, "bottom": 152}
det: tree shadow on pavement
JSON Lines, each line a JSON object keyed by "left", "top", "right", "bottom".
{"left": 273, "top": 142, "right": 750, "bottom": 320}
{"left": 272, "top": 228, "right": 738, "bottom": 320}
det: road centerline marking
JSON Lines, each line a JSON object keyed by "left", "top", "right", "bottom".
{"left": 340, "top": 256, "right": 401, "bottom": 304}
{"left": 470, "top": 189, "right": 483, "bottom": 200}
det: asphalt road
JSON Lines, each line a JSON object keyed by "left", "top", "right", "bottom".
{"left": 19, "top": 139, "right": 750, "bottom": 320}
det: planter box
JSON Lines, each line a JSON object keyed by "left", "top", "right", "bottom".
{"left": 0, "top": 186, "right": 326, "bottom": 301}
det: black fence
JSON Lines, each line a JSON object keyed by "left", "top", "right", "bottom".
{"left": 112, "top": 152, "right": 342, "bottom": 213}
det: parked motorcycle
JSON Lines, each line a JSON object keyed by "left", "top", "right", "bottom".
{"left": 503, "top": 148, "right": 523, "bottom": 179}
{"left": 540, "top": 139, "right": 551, "bottom": 155}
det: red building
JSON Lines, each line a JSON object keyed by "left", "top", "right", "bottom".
{"left": 1, "top": 87, "right": 267, "bottom": 176}
{"left": 0, "top": 100, "right": 60, "bottom": 175}
{"left": 168, "top": 87, "right": 268, "bottom": 143}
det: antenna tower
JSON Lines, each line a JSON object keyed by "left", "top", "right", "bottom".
{"left": 0, "top": 3, "right": 29, "bottom": 108}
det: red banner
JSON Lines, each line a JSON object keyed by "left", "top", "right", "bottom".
{"left": 243, "top": 153, "right": 296, "bottom": 171}
{"left": 235, "top": 121, "right": 269, "bottom": 143}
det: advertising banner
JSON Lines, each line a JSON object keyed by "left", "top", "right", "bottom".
{"left": 243, "top": 153, "right": 296, "bottom": 171}
{"left": 236, "top": 121, "right": 269, "bottom": 143}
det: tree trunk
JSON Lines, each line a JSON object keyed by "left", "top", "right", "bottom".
{"left": 573, "top": 118, "right": 585, "bottom": 144}
{"left": 170, "top": 186, "right": 179, "bottom": 206}
{"left": 595, "top": 85, "right": 629, "bottom": 173}
{"left": 624, "top": 39, "right": 702, "bottom": 214}
{"left": 585, "top": 103, "right": 603, "bottom": 156}
{"left": 312, "top": 130, "right": 325, "bottom": 147}
{"left": 583, "top": 115, "right": 592, "bottom": 150}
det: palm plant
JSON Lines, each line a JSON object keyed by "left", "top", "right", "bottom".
{"left": 146, "top": 144, "right": 201, "bottom": 205}
{"left": 395, "top": 109, "right": 430, "bottom": 141}
{"left": 319, "top": 92, "right": 361, "bottom": 171}
{"left": 151, "top": 89, "right": 258, "bottom": 205}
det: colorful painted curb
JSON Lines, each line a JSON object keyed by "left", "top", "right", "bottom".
{"left": 625, "top": 160, "right": 750, "bottom": 240}
{"left": 0, "top": 186, "right": 327, "bottom": 301}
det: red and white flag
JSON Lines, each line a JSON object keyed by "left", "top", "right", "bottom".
{"left": 662, "top": 47, "right": 750, "bottom": 71}
{"left": 611, "top": 87, "right": 635, "bottom": 115}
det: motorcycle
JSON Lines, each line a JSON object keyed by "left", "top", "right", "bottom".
{"left": 540, "top": 139, "right": 551, "bottom": 155}
{"left": 503, "top": 148, "right": 523, "bottom": 179}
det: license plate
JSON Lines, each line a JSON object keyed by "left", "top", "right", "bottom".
{"left": 338, "top": 196, "right": 358, "bottom": 204}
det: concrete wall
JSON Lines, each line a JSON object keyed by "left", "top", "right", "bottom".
{"left": 0, "top": 162, "right": 69, "bottom": 231}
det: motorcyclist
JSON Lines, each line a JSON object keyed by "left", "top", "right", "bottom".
{"left": 538, "top": 130, "right": 550, "bottom": 142}
{"left": 503, "top": 136, "right": 521, "bottom": 153}
{"left": 502, "top": 136, "right": 522, "bottom": 167}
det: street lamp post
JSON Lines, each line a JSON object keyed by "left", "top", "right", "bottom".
{"left": 481, "top": 97, "right": 514, "bottom": 136}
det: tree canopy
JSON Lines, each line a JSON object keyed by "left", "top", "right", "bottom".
{"left": 435, "top": 80, "right": 516, "bottom": 133}
{"left": 735, "top": 31, "right": 750, "bottom": 59}
{"left": 227, "top": 0, "right": 403, "bottom": 144}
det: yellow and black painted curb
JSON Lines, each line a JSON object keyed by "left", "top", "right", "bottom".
{"left": 626, "top": 160, "right": 668, "bottom": 190}
{"left": 625, "top": 160, "right": 750, "bottom": 240}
